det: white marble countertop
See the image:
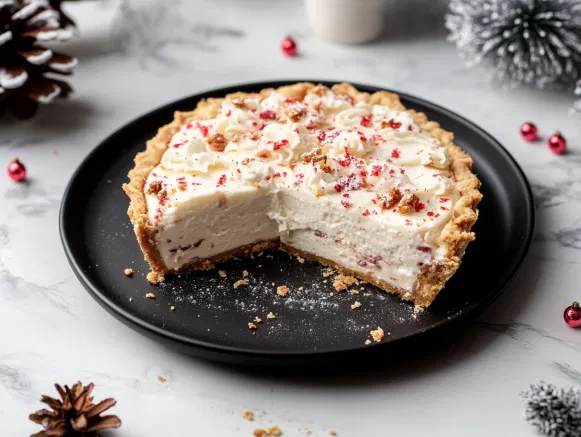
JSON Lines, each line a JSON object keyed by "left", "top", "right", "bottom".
{"left": 2, "top": 1, "right": 581, "bottom": 436}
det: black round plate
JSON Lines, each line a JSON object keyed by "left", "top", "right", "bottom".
{"left": 60, "top": 81, "right": 534, "bottom": 366}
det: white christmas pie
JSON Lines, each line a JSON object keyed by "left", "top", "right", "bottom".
{"left": 124, "top": 83, "right": 481, "bottom": 308}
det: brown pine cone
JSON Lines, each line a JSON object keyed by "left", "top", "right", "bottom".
{"left": 0, "top": 0, "right": 77, "bottom": 119}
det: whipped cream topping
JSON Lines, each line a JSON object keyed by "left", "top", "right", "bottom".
{"left": 145, "top": 85, "right": 460, "bottom": 276}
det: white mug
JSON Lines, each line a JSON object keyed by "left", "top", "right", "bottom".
{"left": 305, "top": 0, "right": 386, "bottom": 44}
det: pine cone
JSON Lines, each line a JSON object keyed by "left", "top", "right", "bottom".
{"left": 0, "top": 0, "right": 77, "bottom": 119}
{"left": 48, "top": 0, "right": 83, "bottom": 29}
{"left": 29, "top": 382, "right": 122, "bottom": 437}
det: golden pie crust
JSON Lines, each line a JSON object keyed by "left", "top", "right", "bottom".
{"left": 123, "top": 83, "right": 482, "bottom": 308}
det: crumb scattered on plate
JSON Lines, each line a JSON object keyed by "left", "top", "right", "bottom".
{"left": 329, "top": 430, "right": 337, "bottom": 436}
{"left": 370, "top": 327, "right": 384, "bottom": 342}
{"left": 323, "top": 268, "right": 334, "bottom": 278}
{"left": 267, "top": 312, "right": 276, "bottom": 319}
{"left": 243, "top": 270, "right": 249, "bottom": 277}
{"left": 243, "top": 410, "right": 255, "bottom": 421}
{"left": 234, "top": 279, "right": 248, "bottom": 288}
{"left": 219, "top": 270, "right": 227, "bottom": 278}
{"left": 365, "top": 339, "right": 371, "bottom": 345}
{"left": 253, "top": 426, "right": 282, "bottom": 437}
{"left": 157, "top": 375, "right": 166, "bottom": 383}
{"left": 254, "top": 316, "right": 262, "bottom": 323}
{"left": 124, "top": 268, "right": 133, "bottom": 277}
{"left": 296, "top": 256, "right": 305, "bottom": 263}
{"left": 170, "top": 305, "right": 175, "bottom": 311}
{"left": 248, "top": 322, "right": 257, "bottom": 330}
{"left": 333, "top": 275, "right": 358, "bottom": 291}
{"left": 351, "top": 301, "right": 361, "bottom": 310}
{"left": 276, "top": 285, "right": 288, "bottom": 297}
{"left": 298, "top": 286, "right": 304, "bottom": 291}
{"left": 145, "top": 292, "right": 156, "bottom": 300}
{"left": 267, "top": 426, "right": 281, "bottom": 436}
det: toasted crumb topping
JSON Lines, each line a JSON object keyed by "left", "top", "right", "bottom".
{"left": 370, "top": 327, "right": 384, "bottom": 342}
{"left": 124, "top": 268, "right": 133, "bottom": 277}
{"left": 243, "top": 270, "right": 249, "bottom": 277}
{"left": 276, "top": 285, "right": 288, "bottom": 296}
{"left": 351, "top": 301, "right": 361, "bottom": 309}
{"left": 145, "top": 292, "right": 156, "bottom": 299}
{"left": 234, "top": 279, "right": 248, "bottom": 288}
{"left": 248, "top": 322, "right": 257, "bottom": 330}
{"left": 157, "top": 375, "right": 166, "bottom": 382}
{"left": 243, "top": 411, "right": 255, "bottom": 421}
{"left": 207, "top": 133, "right": 228, "bottom": 152}
{"left": 146, "top": 180, "right": 162, "bottom": 195}
{"left": 397, "top": 193, "right": 420, "bottom": 214}
{"left": 267, "top": 312, "right": 276, "bottom": 319}
{"left": 219, "top": 270, "right": 227, "bottom": 278}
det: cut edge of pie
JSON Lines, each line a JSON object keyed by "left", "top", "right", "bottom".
{"left": 122, "top": 82, "right": 482, "bottom": 308}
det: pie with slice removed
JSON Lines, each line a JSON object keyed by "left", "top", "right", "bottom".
{"left": 123, "top": 83, "right": 481, "bottom": 308}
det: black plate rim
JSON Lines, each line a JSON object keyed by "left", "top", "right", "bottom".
{"left": 60, "top": 79, "right": 535, "bottom": 358}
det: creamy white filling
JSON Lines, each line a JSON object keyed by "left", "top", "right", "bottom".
{"left": 154, "top": 188, "right": 278, "bottom": 271}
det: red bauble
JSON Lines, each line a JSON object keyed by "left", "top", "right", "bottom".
{"left": 7, "top": 158, "right": 26, "bottom": 182}
{"left": 281, "top": 36, "right": 298, "bottom": 57}
{"left": 548, "top": 132, "right": 567, "bottom": 154}
{"left": 564, "top": 302, "right": 581, "bottom": 328}
{"left": 520, "top": 122, "right": 538, "bottom": 141}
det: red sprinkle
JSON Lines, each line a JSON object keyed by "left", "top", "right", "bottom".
{"left": 196, "top": 123, "right": 210, "bottom": 137}
{"left": 427, "top": 211, "right": 434, "bottom": 217}
{"left": 415, "top": 202, "right": 425, "bottom": 212}
{"left": 259, "top": 110, "right": 277, "bottom": 120}
{"left": 273, "top": 139, "right": 289, "bottom": 151}
{"left": 314, "top": 230, "right": 327, "bottom": 238}
{"left": 362, "top": 209, "right": 371, "bottom": 217}
{"left": 391, "top": 149, "right": 400, "bottom": 159}
{"left": 317, "top": 131, "right": 326, "bottom": 142}
{"left": 360, "top": 115, "right": 372, "bottom": 128}
{"left": 216, "top": 174, "right": 227, "bottom": 187}
{"left": 343, "top": 193, "right": 350, "bottom": 198}
{"left": 341, "top": 199, "right": 353, "bottom": 208}
{"left": 417, "top": 246, "right": 431, "bottom": 253}
{"left": 371, "top": 165, "right": 382, "bottom": 177}
{"left": 225, "top": 110, "right": 232, "bottom": 117}
{"left": 440, "top": 198, "right": 449, "bottom": 203}
{"left": 388, "top": 119, "right": 402, "bottom": 130}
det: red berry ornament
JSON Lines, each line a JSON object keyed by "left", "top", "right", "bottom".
{"left": 7, "top": 158, "right": 26, "bottom": 182}
{"left": 520, "top": 122, "right": 538, "bottom": 141}
{"left": 281, "top": 36, "right": 298, "bottom": 57}
{"left": 564, "top": 301, "right": 581, "bottom": 328}
{"left": 548, "top": 132, "right": 567, "bottom": 154}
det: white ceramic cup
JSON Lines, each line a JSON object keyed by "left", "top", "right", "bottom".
{"left": 305, "top": 0, "right": 386, "bottom": 44}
